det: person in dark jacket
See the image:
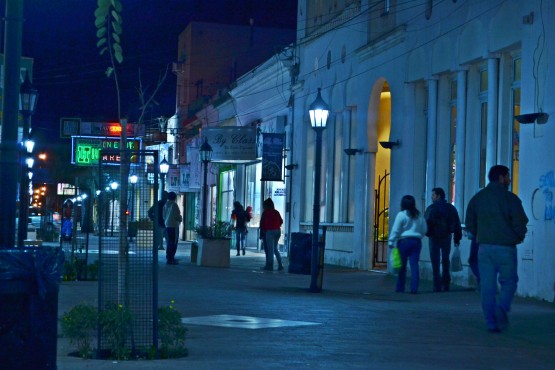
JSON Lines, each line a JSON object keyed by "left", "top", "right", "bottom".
{"left": 163, "top": 191, "right": 182, "bottom": 265}
{"left": 231, "top": 201, "right": 250, "bottom": 256}
{"left": 259, "top": 198, "right": 283, "bottom": 271}
{"left": 148, "top": 191, "right": 168, "bottom": 250}
{"left": 465, "top": 165, "right": 528, "bottom": 332}
{"left": 424, "top": 187, "right": 463, "bottom": 292}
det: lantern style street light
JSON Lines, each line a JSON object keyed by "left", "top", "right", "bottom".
{"left": 159, "top": 155, "right": 169, "bottom": 196}
{"left": 129, "top": 174, "right": 138, "bottom": 221}
{"left": 17, "top": 72, "right": 38, "bottom": 247}
{"left": 129, "top": 174, "right": 138, "bottom": 242}
{"left": 308, "top": 88, "right": 329, "bottom": 293}
{"left": 110, "top": 181, "right": 119, "bottom": 237}
{"left": 199, "top": 138, "right": 213, "bottom": 228}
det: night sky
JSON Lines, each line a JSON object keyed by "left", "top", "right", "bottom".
{"left": 0, "top": 0, "right": 297, "bottom": 181}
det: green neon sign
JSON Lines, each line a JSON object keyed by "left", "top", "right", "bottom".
{"left": 72, "top": 137, "right": 141, "bottom": 166}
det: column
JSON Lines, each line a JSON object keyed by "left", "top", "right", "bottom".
{"left": 455, "top": 69, "right": 467, "bottom": 216}
{"left": 426, "top": 78, "right": 438, "bottom": 196}
{"left": 486, "top": 57, "right": 499, "bottom": 176}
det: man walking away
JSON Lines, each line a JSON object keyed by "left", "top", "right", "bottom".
{"left": 465, "top": 165, "right": 528, "bottom": 333}
{"left": 424, "top": 187, "right": 462, "bottom": 292}
{"left": 163, "top": 192, "right": 182, "bottom": 265}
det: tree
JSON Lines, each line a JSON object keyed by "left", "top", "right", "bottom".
{"left": 95, "top": 0, "right": 124, "bottom": 119}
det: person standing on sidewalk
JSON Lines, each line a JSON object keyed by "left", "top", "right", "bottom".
{"left": 388, "top": 195, "right": 427, "bottom": 294}
{"left": 260, "top": 198, "right": 283, "bottom": 271}
{"left": 231, "top": 201, "right": 250, "bottom": 256}
{"left": 424, "top": 187, "right": 462, "bottom": 292}
{"left": 163, "top": 191, "right": 182, "bottom": 265}
{"left": 465, "top": 165, "right": 528, "bottom": 332}
{"left": 149, "top": 191, "right": 168, "bottom": 251}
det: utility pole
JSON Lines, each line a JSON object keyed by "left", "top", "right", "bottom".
{"left": 0, "top": 0, "right": 24, "bottom": 248}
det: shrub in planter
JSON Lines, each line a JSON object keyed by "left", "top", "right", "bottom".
{"left": 157, "top": 300, "right": 188, "bottom": 358}
{"left": 194, "top": 221, "right": 232, "bottom": 239}
{"left": 99, "top": 303, "right": 133, "bottom": 360}
{"left": 62, "top": 258, "right": 99, "bottom": 281}
{"left": 61, "top": 301, "right": 189, "bottom": 360}
{"left": 137, "top": 217, "right": 154, "bottom": 230}
{"left": 60, "top": 304, "right": 98, "bottom": 359}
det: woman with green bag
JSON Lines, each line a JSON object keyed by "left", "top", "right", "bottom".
{"left": 388, "top": 195, "right": 427, "bottom": 294}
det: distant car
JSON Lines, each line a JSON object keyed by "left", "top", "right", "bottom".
{"left": 28, "top": 209, "right": 61, "bottom": 236}
{"left": 14, "top": 217, "right": 37, "bottom": 240}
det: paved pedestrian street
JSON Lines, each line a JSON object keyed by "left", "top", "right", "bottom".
{"left": 57, "top": 242, "right": 555, "bottom": 369}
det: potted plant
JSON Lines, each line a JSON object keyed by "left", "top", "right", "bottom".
{"left": 194, "top": 221, "right": 233, "bottom": 239}
{"left": 194, "top": 221, "right": 232, "bottom": 267}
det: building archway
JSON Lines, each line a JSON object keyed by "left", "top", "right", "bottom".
{"left": 367, "top": 80, "right": 391, "bottom": 269}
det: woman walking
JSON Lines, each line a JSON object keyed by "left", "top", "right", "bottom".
{"left": 231, "top": 201, "right": 249, "bottom": 256}
{"left": 388, "top": 195, "right": 427, "bottom": 293}
{"left": 259, "top": 198, "right": 283, "bottom": 271}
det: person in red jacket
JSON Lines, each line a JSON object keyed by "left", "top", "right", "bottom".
{"left": 259, "top": 198, "right": 283, "bottom": 271}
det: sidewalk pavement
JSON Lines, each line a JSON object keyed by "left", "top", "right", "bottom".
{"left": 57, "top": 241, "right": 555, "bottom": 369}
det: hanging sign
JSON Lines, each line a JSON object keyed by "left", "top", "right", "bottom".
{"left": 260, "top": 133, "right": 284, "bottom": 182}
{"left": 167, "top": 167, "right": 181, "bottom": 193}
{"left": 203, "top": 127, "right": 257, "bottom": 162}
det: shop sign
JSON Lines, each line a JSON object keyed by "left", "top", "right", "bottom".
{"left": 203, "top": 127, "right": 257, "bottom": 162}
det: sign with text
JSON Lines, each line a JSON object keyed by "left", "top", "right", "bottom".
{"left": 261, "top": 133, "right": 284, "bottom": 182}
{"left": 79, "top": 121, "right": 145, "bottom": 137}
{"left": 60, "top": 117, "right": 81, "bottom": 138}
{"left": 203, "top": 127, "right": 257, "bottom": 162}
{"left": 167, "top": 167, "right": 181, "bottom": 193}
{"left": 71, "top": 136, "right": 142, "bottom": 166}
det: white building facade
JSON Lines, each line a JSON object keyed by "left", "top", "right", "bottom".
{"left": 287, "top": 0, "right": 555, "bottom": 301}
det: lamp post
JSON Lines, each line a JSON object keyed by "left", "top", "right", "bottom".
{"left": 199, "top": 138, "right": 213, "bottom": 228}
{"left": 129, "top": 174, "right": 138, "bottom": 242}
{"left": 159, "top": 155, "right": 169, "bottom": 197}
{"left": 308, "top": 88, "right": 329, "bottom": 293}
{"left": 129, "top": 174, "right": 138, "bottom": 221}
{"left": 110, "top": 181, "right": 119, "bottom": 237}
{"left": 17, "top": 72, "right": 38, "bottom": 247}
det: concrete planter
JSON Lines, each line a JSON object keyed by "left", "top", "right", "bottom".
{"left": 197, "top": 238, "right": 231, "bottom": 268}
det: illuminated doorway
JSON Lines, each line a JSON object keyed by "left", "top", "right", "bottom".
{"left": 372, "top": 82, "right": 391, "bottom": 269}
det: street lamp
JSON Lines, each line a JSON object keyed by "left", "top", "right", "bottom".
{"left": 110, "top": 181, "right": 119, "bottom": 237}
{"left": 129, "top": 174, "right": 138, "bottom": 221}
{"left": 308, "top": 88, "right": 329, "bottom": 293}
{"left": 159, "top": 155, "right": 169, "bottom": 196}
{"left": 199, "top": 138, "right": 213, "bottom": 228}
{"left": 17, "top": 72, "right": 38, "bottom": 247}
{"left": 128, "top": 174, "right": 138, "bottom": 242}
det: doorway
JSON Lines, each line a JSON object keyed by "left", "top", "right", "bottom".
{"left": 372, "top": 82, "right": 392, "bottom": 269}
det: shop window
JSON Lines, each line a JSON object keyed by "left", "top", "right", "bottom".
{"left": 245, "top": 163, "right": 262, "bottom": 227}
{"left": 478, "top": 67, "right": 488, "bottom": 188}
{"left": 511, "top": 56, "right": 521, "bottom": 194}
{"left": 219, "top": 170, "right": 235, "bottom": 221}
{"left": 449, "top": 79, "right": 457, "bottom": 204}
{"left": 479, "top": 102, "right": 488, "bottom": 188}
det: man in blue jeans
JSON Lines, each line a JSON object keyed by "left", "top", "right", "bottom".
{"left": 465, "top": 165, "right": 528, "bottom": 332}
{"left": 424, "top": 187, "right": 462, "bottom": 292}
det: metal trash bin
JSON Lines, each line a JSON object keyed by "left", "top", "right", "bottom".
{"left": 0, "top": 247, "right": 64, "bottom": 369}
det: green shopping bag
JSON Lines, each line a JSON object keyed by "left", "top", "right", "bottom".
{"left": 390, "top": 247, "right": 402, "bottom": 272}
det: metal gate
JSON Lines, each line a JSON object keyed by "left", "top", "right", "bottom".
{"left": 373, "top": 170, "right": 390, "bottom": 267}
{"left": 97, "top": 149, "right": 159, "bottom": 357}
